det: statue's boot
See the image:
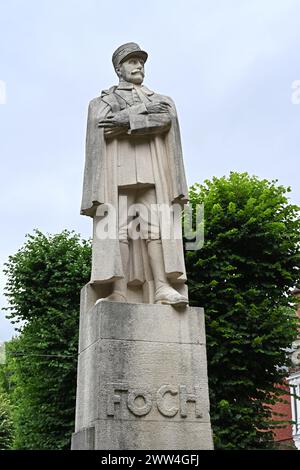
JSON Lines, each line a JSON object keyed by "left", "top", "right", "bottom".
{"left": 105, "top": 241, "right": 129, "bottom": 302}
{"left": 147, "top": 240, "right": 188, "bottom": 307}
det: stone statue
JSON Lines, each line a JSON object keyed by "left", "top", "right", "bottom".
{"left": 73, "top": 44, "right": 213, "bottom": 451}
{"left": 81, "top": 42, "right": 189, "bottom": 306}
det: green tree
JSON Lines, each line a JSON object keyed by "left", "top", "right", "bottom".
{"left": 186, "top": 172, "right": 300, "bottom": 449}
{"left": 3, "top": 230, "right": 91, "bottom": 449}
{"left": 0, "top": 392, "right": 14, "bottom": 450}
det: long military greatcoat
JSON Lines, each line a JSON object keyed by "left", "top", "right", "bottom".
{"left": 81, "top": 82, "right": 188, "bottom": 285}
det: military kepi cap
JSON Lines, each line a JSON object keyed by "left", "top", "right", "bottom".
{"left": 112, "top": 42, "right": 148, "bottom": 69}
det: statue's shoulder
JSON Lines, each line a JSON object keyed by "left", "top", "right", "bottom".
{"left": 100, "top": 86, "right": 121, "bottom": 111}
{"left": 88, "top": 96, "right": 103, "bottom": 112}
{"left": 160, "top": 93, "right": 175, "bottom": 107}
{"left": 152, "top": 90, "right": 176, "bottom": 108}
{"left": 88, "top": 86, "right": 117, "bottom": 108}
{"left": 101, "top": 85, "right": 117, "bottom": 98}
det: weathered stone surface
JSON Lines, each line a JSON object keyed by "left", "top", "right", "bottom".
{"left": 81, "top": 42, "right": 189, "bottom": 306}
{"left": 94, "top": 421, "right": 212, "bottom": 450}
{"left": 78, "top": 284, "right": 205, "bottom": 354}
{"left": 71, "top": 426, "right": 95, "bottom": 450}
{"left": 72, "top": 296, "right": 213, "bottom": 450}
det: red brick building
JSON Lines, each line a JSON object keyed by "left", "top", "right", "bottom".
{"left": 271, "top": 289, "right": 300, "bottom": 449}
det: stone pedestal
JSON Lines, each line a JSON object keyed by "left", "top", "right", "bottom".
{"left": 71, "top": 284, "right": 213, "bottom": 450}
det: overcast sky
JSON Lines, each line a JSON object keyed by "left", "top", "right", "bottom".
{"left": 0, "top": 0, "right": 299, "bottom": 341}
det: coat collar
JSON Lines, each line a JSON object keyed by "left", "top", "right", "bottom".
{"left": 116, "top": 81, "right": 154, "bottom": 96}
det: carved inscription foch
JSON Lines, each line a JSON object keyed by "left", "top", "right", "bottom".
{"left": 106, "top": 383, "right": 203, "bottom": 418}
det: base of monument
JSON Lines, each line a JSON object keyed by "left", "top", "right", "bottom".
{"left": 71, "top": 285, "right": 214, "bottom": 450}
{"left": 72, "top": 426, "right": 95, "bottom": 450}
{"left": 71, "top": 421, "right": 213, "bottom": 450}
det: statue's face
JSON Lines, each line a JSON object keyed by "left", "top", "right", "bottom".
{"left": 118, "top": 56, "right": 145, "bottom": 85}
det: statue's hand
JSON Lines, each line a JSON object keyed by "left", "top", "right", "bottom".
{"left": 98, "top": 111, "right": 129, "bottom": 129}
{"left": 146, "top": 101, "right": 170, "bottom": 114}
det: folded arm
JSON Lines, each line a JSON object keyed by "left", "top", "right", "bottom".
{"left": 98, "top": 101, "right": 172, "bottom": 138}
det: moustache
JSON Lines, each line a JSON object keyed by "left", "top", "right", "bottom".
{"left": 131, "top": 69, "right": 144, "bottom": 76}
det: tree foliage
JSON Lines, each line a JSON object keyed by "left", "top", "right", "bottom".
{"left": 3, "top": 230, "right": 91, "bottom": 449}
{"left": 186, "top": 172, "right": 300, "bottom": 449}
{"left": 0, "top": 392, "right": 14, "bottom": 450}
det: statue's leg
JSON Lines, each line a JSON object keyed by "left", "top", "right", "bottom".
{"left": 105, "top": 188, "right": 134, "bottom": 302}
{"left": 105, "top": 240, "right": 129, "bottom": 302}
{"left": 138, "top": 187, "right": 188, "bottom": 307}
{"left": 147, "top": 240, "right": 188, "bottom": 307}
